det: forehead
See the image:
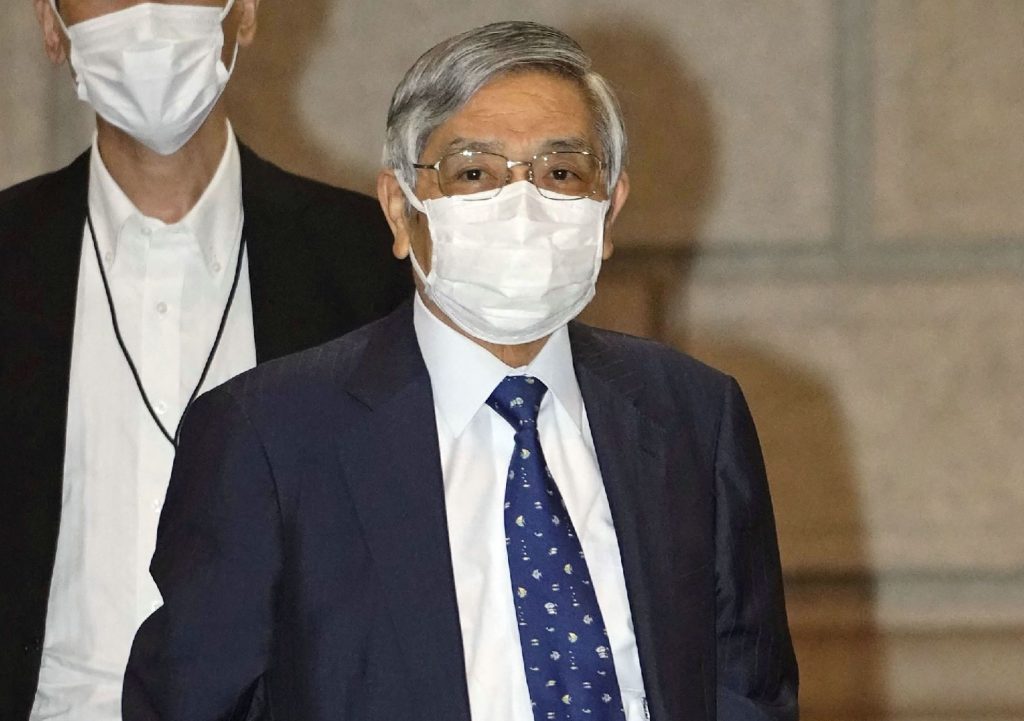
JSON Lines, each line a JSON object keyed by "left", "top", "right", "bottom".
{"left": 59, "top": 0, "right": 226, "bottom": 23}
{"left": 422, "top": 71, "right": 599, "bottom": 160}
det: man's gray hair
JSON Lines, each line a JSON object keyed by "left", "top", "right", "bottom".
{"left": 383, "top": 21, "right": 628, "bottom": 193}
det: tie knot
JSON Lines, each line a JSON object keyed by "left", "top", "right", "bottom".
{"left": 487, "top": 375, "right": 548, "bottom": 429}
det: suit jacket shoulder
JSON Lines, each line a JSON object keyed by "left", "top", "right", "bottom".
{"left": 570, "top": 322, "right": 730, "bottom": 391}
{"left": 0, "top": 152, "right": 88, "bottom": 206}
{"left": 0, "top": 152, "right": 90, "bottom": 245}
{"left": 236, "top": 144, "right": 412, "bottom": 360}
{"left": 569, "top": 322, "right": 733, "bottom": 462}
{"left": 238, "top": 144, "right": 380, "bottom": 224}
{"left": 203, "top": 299, "right": 411, "bottom": 428}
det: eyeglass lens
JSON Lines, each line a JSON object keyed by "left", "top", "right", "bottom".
{"left": 438, "top": 152, "right": 601, "bottom": 199}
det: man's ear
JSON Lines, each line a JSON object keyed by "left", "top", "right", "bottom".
{"left": 235, "top": 0, "right": 259, "bottom": 47}
{"left": 377, "top": 170, "right": 416, "bottom": 260}
{"left": 34, "top": 0, "right": 67, "bottom": 66}
{"left": 601, "top": 170, "right": 630, "bottom": 260}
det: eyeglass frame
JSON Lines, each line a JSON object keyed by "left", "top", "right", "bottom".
{"left": 411, "top": 149, "right": 607, "bottom": 201}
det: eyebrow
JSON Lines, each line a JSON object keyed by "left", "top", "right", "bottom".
{"left": 440, "top": 138, "right": 502, "bottom": 154}
{"left": 439, "top": 136, "right": 596, "bottom": 156}
{"left": 543, "top": 138, "right": 595, "bottom": 153}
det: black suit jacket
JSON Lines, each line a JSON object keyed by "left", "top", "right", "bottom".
{"left": 0, "top": 146, "right": 412, "bottom": 720}
{"left": 123, "top": 302, "right": 798, "bottom": 721}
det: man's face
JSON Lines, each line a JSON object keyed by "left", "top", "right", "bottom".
{"left": 391, "top": 70, "right": 629, "bottom": 277}
{"left": 36, "top": 0, "right": 257, "bottom": 68}
{"left": 53, "top": 0, "right": 233, "bottom": 26}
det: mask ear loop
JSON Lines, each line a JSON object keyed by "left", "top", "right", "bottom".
{"left": 219, "top": 0, "right": 238, "bottom": 21}
{"left": 406, "top": 241, "right": 431, "bottom": 289}
{"left": 48, "top": 0, "right": 71, "bottom": 39}
{"left": 48, "top": 0, "right": 89, "bottom": 100}
{"left": 218, "top": 0, "right": 242, "bottom": 76}
{"left": 222, "top": 34, "right": 241, "bottom": 76}
{"left": 394, "top": 173, "right": 428, "bottom": 214}
{"left": 392, "top": 173, "right": 432, "bottom": 287}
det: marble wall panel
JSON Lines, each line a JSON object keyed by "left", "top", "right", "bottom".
{"left": 1, "top": 3, "right": 95, "bottom": 190}
{"left": 792, "top": 623, "right": 1024, "bottom": 719}
{"left": 674, "top": 276, "right": 1024, "bottom": 573}
{"left": 787, "top": 575, "right": 1024, "bottom": 718}
{"left": 2, "top": 4, "right": 55, "bottom": 187}
{"left": 874, "top": 1, "right": 1024, "bottom": 242}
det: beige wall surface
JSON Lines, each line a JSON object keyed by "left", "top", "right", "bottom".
{"left": 3, "top": 2, "right": 1023, "bottom": 719}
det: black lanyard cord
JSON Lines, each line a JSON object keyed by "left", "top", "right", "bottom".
{"left": 86, "top": 210, "right": 247, "bottom": 448}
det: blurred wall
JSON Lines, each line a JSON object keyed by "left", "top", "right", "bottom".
{"left": 3, "top": 2, "right": 1023, "bottom": 719}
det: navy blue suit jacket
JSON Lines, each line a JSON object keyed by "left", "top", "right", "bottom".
{"left": 123, "top": 301, "right": 798, "bottom": 721}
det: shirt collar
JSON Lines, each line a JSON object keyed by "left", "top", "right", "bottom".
{"left": 412, "top": 293, "right": 585, "bottom": 438}
{"left": 87, "top": 121, "right": 243, "bottom": 276}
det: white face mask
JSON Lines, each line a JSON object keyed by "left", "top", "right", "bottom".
{"left": 399, "top": 178, "right": 610, "bottom": 346}
{"left": 51, "top": 0, "right": 238, "bottom": 156}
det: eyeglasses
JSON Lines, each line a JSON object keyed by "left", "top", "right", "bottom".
{"left": 412, "top": 150, "right": 605, "bottom": 201}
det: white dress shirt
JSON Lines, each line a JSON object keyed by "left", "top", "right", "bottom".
{"left": 31, "top": 125, "right": 257, "bottom": 721}
{"left": 412, "top": 295, "right": 650, "bottom": 721}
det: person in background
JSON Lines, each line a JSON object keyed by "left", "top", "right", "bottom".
{"left": 0, "top": 0, "right": 410, "bottom": 718}
{"left": 123, "top": 20, "right": 798, "bottom": 721}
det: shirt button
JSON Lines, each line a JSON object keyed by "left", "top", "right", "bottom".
{"left": 211, "top": 261, "right": 222, "bottom": 273}
{"left": 152, "top": 498, "right": 163, "bottom": 513}
{"left": 154, "top": 401, "right": 167, "bottom": 415}
{"left": 156, "top": 301, "right": 168, "bottom": 315}
{"left": 103, "top": 251, "right": 113, "bottom": 265}
{"left": 141, "top": 226, "right": 152, "bottom": 237}
{"left": 150, "top": 600, "right": 161, "bottom": 612}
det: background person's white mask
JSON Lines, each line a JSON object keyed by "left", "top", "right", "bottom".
{"left": 399, "top": 178, "right": 610, "bottom": 346}
{"left": 51, "top": 0, "right": 238, "bottom": 155}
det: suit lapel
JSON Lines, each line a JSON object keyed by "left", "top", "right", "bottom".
{"left": 570, "top": 324, "right": 710, "bottom": 721}
{"left": 240, "top": 144, "right": 346, "bottom": 363}
{"left": 5, "top": 152, "right": 90, "bottom": 457}
{"left": 336, "top": 305, "right": 471, "bottom": 721}
{"left": 239, "top": 145, "right": 309, "bottom": 363}
{"left": 1, "top": 151, "right": 90, "bottom": 691}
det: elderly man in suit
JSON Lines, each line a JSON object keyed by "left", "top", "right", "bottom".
{"left": 123, "top": 20, "right": 798, "bottom": 721}
{"left": 0, "top": 1, "right": 409, "bottom": 719}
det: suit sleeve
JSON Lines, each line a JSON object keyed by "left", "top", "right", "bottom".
{"left": 123, "top": 388, "right": 281, "bottom": 721}
{"left": 713, "top": 377, "right": 799, "bottom": 720}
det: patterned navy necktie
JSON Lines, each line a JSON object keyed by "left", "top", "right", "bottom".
{"left": 487, "top": 375, "right": 626, "bottom": 721}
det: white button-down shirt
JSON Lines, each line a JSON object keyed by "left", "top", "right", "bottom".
{"left": 31, "top": 125, "right": 257, "bottom": 721}
{"left": 412, "top": 295, "right": 649, "bottom": 721}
